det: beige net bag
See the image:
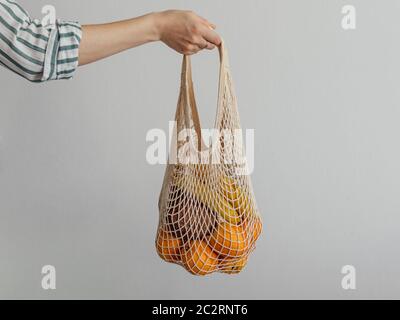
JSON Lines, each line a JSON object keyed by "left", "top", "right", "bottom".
{"left": 156, "top": 41, "right": 262, "bottom": 275}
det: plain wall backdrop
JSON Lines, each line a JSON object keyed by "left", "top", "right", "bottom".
{"left": 1, "top": 0, "right": 400, "bottom": 299}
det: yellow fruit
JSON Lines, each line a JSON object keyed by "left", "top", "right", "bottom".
{"left": 156, "top": 230, "right": 181, "bottom": 263}
{"left": 182, "top": 240, "right": 218, "bottom": 276}
{"left": 175, "top": 176, "right": 240, "bottom": 224}
{"left": 167, "top": 187, "right": 218, "bottom": 241}
{"left": 221, "top": 257, "right": 248, "bottom": 274}
{"left": 220, "top": 176, "right": 254, "bottom": 218}
{"left": 209, "top": 222, "right": 248, "bottom": 258}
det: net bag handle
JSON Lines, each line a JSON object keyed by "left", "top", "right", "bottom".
{"left": 179, "top": 40, "right": 231, "bottom": 153}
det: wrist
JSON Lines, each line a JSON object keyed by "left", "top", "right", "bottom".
{"left": 139, "top": 12, "right": 161, "bottom": 42}
{"left": 124, "top": 12, "right": 161, "bottom": 46}
{"left": 151, "top": 11, "right": 165, "bottom": 41}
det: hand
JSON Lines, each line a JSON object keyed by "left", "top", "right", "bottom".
{"left": 78, "top": 10, "right": 221, "bottom": 66}
{"left": 154, "top": 10, "right": 222, "bottom": 55}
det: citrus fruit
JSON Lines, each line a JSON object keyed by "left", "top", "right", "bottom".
{"left": 181, "top": 240, "right": 218, "bottom": 276}
{"left": 156, "top": 230, "right": 181, "bottom": 263}
{"left": 209, "top": 222, "right": 248, "bottom": 258}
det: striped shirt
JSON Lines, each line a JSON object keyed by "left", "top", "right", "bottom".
{"left": 0, "top": 0, "right": 81, "bottom": 82}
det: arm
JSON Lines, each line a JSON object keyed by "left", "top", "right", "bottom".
{"left": 0, "top": 1, "right": 221, "bottom": 82}
{"left": 79, "top": 10, "right": 222, "bottom": 66}
{"left": 0, "top": 0, "right": 81, "bottom": 82}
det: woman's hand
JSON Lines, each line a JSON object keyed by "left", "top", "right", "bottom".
{"left": 79, "top": 10, "right": 221, "bottom": 66}
{"left": 154, "top": 10, "right": 222, "bottom": 55}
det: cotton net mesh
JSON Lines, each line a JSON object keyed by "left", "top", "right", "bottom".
{"left": 156, "top": 42, "right": 262, "bottom": 275}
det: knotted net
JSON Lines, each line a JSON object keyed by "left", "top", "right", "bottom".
{"left": 156, "top": 41, "right": 262, "bottom": 275}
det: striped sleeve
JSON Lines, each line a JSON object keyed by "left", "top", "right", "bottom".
{"left": 0, "top": 0, "right": 81, "bottom": 82}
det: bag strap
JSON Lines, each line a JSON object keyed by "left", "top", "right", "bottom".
{"left": 181, "top": 55, "right": 203, "bottom": 152}
{"left": 179, "top": 40, "right": 230, "bottom": 152}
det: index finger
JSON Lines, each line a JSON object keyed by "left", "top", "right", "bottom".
{"left": 201, "top": 28, "right": 222, "bottom": 46}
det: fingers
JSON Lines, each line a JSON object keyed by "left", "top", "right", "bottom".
{"left": 182, "top": 12, "right": 221, "bottom": 55}
{"left": 201, "top": 27, "right": 222, "bottom": 47}
{"left": 205, "top": 42, "right": 216, "bottom": 50}
{"left": 185, "top": 41, "right": 214, "bottom": 55}
{"left": 184, "top": 44, "right": 201, "bottom": 55}
{"left": 195, "top": 14, "right": 221, "bottom": 46}
{"left": 196, "top": 38, "right": 215, "bottom": 50}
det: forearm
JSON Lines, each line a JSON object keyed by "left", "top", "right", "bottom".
{"left": 79, "top": 13, "right": 159, "bottom": 66}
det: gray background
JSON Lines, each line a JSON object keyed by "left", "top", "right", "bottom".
{"left": 0, "top": 0, "right": 399, "bottom": 299}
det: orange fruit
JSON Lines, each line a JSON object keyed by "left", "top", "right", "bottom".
{"left": 156, "top": 230, "right": 181, "bottom": 263}
{"left": 220, "top": 256, "right": 248, "bottom": 274}
{"left": 242, "top": 218, "right": 262, "bottom": 243}
{"left": 181, "top": 240, "right": 218, "bottom": 276}
{"left": 253, "top": 219, "right": 263, "bottom": 242}
{"left": 209, "top": 222, "right": 248, "bottom": 258}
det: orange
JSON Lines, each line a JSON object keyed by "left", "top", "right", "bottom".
{"left": 156, "top": 230, "right": 181, "bottom": 263}
{"left": 253, "top": 219, "right": 263, "bottom": 242}
{"left": 220, "top": 256, "right": 248, "bottom": 274}
{"left": 181, "top": 240, "right": 218, "bottom": 276}
{"left": 209, "top": 222, "right": 248, "bottom": 258}
{"left": 242, "top": 218, "right": 262, "bottom": 243}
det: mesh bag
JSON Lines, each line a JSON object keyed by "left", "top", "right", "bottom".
{"left": 156, "top": 41, "right": 262, "bottom": 275}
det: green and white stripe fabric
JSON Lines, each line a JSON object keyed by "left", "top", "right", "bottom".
{"left": 0, "top": 0, "right": 81, "bottom": 82}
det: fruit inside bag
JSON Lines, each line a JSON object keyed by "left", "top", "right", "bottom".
{"left": 156, "top": 41, "right": 262, "bottom": 276}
